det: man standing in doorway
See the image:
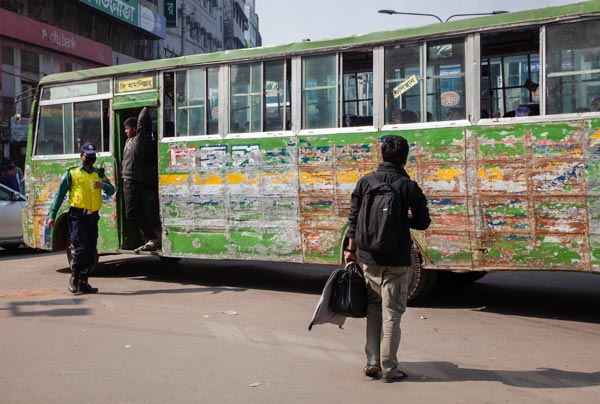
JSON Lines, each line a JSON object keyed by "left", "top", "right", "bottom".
{"left": 122, "top": 116, "right": 161, "bottom": 252}
{"left": 345, "top": 135, "right": 430, "bottom": 383}
{"left": 137, "top": 106, "right": 162, "bottom": 243}
{"left": 47, "top": 143, "right": 115, "bottom": 294}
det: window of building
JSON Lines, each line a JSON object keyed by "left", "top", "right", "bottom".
{"left": 20, "top": 50, "right": 39, "bottom": 75}
{"left": 2, "top": 46, "right": 14, "bottom": 65}
{"left": 546, "top": 19, "right": 600, "bottom": 114}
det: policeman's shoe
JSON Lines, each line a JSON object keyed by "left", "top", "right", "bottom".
{"left": 79, "top": 277, "right": 99, "bottom": 294}
{"left": 68, "top": 275, "right": 79, "bottom": 294}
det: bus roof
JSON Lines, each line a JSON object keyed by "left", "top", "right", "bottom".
{"left": 40, "top": 0, "right": 600, "bottom": 86}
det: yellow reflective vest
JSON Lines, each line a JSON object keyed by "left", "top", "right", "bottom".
{"left": 68, "top": 167, "right": 103, "bottom": 212}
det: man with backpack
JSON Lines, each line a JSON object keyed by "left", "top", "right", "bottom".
{"left": 345, "top": 135, "right": 430, "bottom": 383}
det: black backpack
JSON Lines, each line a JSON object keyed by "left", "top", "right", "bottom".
{"left": 329, "top": 262, "right": 368, "bottom": 318}
{"left": 355, "top": 173, "right": 406, "bottom": 254}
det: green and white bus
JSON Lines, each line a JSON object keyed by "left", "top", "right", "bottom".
{"left": 23, "top": 1, "right": 600, "bottom": 300}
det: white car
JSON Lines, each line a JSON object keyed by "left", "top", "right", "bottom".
{"left": 0, "top": 183, "right": 25, "bottom": 249}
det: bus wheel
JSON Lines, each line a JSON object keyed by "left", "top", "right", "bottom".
{"left": 66, "top": 244, "right": 99, "bottom": 274}
{"left": 407, "top": 246, "right": 437, "bottom": 303}
{"left": 437, "top": 271, "right": 487, "bottom": 286}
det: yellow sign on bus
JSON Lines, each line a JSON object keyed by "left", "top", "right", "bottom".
{"left": 116, "top": 77, "right": 155, "bottom": 93}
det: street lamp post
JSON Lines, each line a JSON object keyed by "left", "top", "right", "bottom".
{"left": 378, "top": 9, "right": 442, "bottom": 23}
{"left": 378, "top": 9, "right": 508, "bottom": 22}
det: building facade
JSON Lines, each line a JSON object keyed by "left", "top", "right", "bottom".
{"left": 0, "top": 0, "right": 261, "bottom": 168}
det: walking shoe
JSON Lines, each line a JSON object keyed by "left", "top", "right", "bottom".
{"left": 364, "top": 364, "right": 381, "bottom": 378}
{"left": 79, "top": 278, "right": 99, "bottom": 294}
{"left": 68, "top": 275, "right": 79, "bottom": 294}
{"left": 381, "top": 368, "right": 407, "bottom": 383}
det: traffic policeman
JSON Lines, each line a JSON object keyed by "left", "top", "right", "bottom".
{"left": 47, "top": 143, "right": 115, "bottom": 294}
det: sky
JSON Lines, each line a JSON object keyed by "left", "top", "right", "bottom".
{"left": 255, "top": 0, "right": 585, "bottom": 47}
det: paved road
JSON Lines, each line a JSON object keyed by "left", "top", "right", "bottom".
{"left": 1, "top": 249, "right": 599, "bottom": 404}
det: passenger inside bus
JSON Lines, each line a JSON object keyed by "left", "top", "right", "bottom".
{"left": 481, "top": 29, "right": 540, "bottom": 119}
{"left": 343, "top": 114, "right": 373, "bottom": 127}
{"left": 391, "top": 109, "right": 419, "bottom": 124}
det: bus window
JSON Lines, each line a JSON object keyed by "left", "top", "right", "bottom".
{"left": 35, "top": 99, "right": 109, "bottom": 155}
{"left": 73, "top": 100, "right": 107, "bottom": 153}
{"left": 342, "top": 48, "right": 373, "bottom": 127}
{"left": 264, "top": 59, "right": 291, "bottom": 132}
{"left": 302, "top": 54, "right": 337, "bottom": 129}
{"left": 36, "top": 104, "right": 65, "bottom": 155}
{"left": 174, "top": 67, "right": 219, "bottom": 136}
{"left": 546, "top": 19, "right": 600, "bottom": 114}
{"left": 230, "top": 59, "right": 291, "bottom": 134}
{"left": 230, "top": 62, "right": 261, "bottom": 133}
{"left": 481, "top": 29, "right": 540, "bottom": 118}
{"left": 384, "top": 44, "right": 422, "bottom": 124}
{"left": 427, "top": 38, "right": 466, "bottom": 122}
{"left": 163, "top": 72, "right": 175, "bottom": 137}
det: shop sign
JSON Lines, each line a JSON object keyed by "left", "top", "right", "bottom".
{"left": 80, "top": 0, "right": 166, "bottom": 38}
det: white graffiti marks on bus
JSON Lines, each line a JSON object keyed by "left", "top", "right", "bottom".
{"left": 171, "top": 145, "right": 227, "bottom": 169}
{"left": 169, "top": 146, "right": 197, "bottom": 168}
{"left": 232, "top": 145, "right": 262, "bottom": 167}
{"left": 199, "top": 146, "right": 228, "bottom": 168}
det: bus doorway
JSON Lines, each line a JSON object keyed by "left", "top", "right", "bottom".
{"left": 114, "top": 107, "right": 162, "bottom": 252}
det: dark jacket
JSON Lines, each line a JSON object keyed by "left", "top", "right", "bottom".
{"left": 137, "top": 107, "right": 158, "bottom": 186}
{"left": 121, "top": 133, "right": 150, "bottom": 184}
{"left": 347, "top": 162, "right": 430, "bottom": 266}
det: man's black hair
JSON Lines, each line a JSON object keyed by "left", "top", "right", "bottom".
{"left": 381, "top": 135, "right": 409, "bottom": 167}
{"left": 124, "top": 117, "right": 137, "bottom": 128}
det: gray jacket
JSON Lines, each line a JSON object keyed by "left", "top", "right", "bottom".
{"left": 121, "top": 133, "right": 150, "bottom": 184}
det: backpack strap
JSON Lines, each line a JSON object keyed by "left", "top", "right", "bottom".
{"left": 364, "top": 172, "right": 384, "bottom": 190}
{"left": 369, "top": 171, "right": 407, "bottom": 192}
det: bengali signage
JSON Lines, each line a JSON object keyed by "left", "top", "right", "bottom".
{"left": 165, "top": 0, "right": 177, "bottom": 28}
{"left": 441, "top": 91, "right": 461, "bottom": 107}
{"left": 393, "top": 75, "right": 419, "bottom": 99}
{"left": 80, "top": 0, "right": 166, "bottom": 38}
{"left": 116, "top": 76, "right": 156, "bottom": 93}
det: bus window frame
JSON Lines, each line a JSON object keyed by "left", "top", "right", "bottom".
{"left": 544, "top": 18, "right": 600, "bottom": 115}
{"left": 161, "top": 65, "right": 224, "bottom": 143}
{"left": 380, "top": 36, "right": 471, "bottom": 131}
{"left": 476, "top": 27, "right": 542, "bottom": 122}
{"left": 298, "top": 50, "right": 378, "bottom": 134}
{"left": 33, "top": 91, "right": 113, "bottom": 160}
{"left": 226, "top": 57, "right": 293, "bottom": 136}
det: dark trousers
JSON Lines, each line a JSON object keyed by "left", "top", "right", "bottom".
{"left": 68, "top": 208, "right": 99, "bottom": 276}
{"left": 123, "top": 180, "right": 158, "bottom": 242}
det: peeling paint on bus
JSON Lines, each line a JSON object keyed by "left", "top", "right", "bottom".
{"left": 24, "top": 119, "right": 600, "bottom": 272}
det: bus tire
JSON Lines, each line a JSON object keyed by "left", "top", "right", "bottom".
{"left": 407, "top": 245, "right": 437, "bottom": 303}
{"left": 437, "top": 271, "right": 487, "bottom": 286}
